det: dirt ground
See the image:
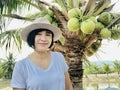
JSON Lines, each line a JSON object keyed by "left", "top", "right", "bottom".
{"left": 83, "top": 73, "right": 120, "bottom": 83}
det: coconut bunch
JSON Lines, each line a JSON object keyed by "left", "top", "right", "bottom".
{"left": 67, "top": 8, "right": 83, "bottom": 32}
{"left": 40, "top": 9, "right": 58, "bottom": 26}
{"left": 67, "top": 5, "right": 113, "bottom": 39}
{"left": 64, "top": 0, "right": 120, "bottom": 57}
{"left": 66, "top": 8, "right": 111, "bottom": 57}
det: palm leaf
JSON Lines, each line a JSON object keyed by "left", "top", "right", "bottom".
{"left": 83, "top": 0, "right": 95, "bottom": 15}
{"left": 107, "top": 17, "right": 120, "bottom": 28}
{"left": 0, "top": 0, "right": 36, "bottom": 14}
{"left": 51, "top": 6, "right": 68, "bottom": 33}
{"left": 93, "top": 0, "right": 111, "bottom": 16}
{"left": 73, "top": 0, "right": 80, "bottom": 8}
{"left": 27, "top": 12, "right": 41, "bottom": 18}
{"left": 66, "top": 0, "right": 73, "bottom": 9}
{"left": 54, "top": 0, "right": 67, "bottom": 11}
{"left": 0, "top": 0, "right": 22, "bottom": 14}
{"left": 102, "top": 3, "right": 115, "bottom": 12}
{"left": 0, "top": 30, "right": 22, "bottom": 51}
{"left": 12, "top": 29, "right": 22, "bottom": 50}
{"left": 1, "top": 14, "right": 33, "bottom": 21}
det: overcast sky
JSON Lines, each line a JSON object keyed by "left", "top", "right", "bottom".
{"left": 88, "top": 40, "right": 120, "bottom": 61}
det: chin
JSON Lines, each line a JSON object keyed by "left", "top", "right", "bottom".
{"left": 38, "top": 48, "right": 49, "bottom": 52}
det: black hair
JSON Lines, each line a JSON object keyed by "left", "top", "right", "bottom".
{"left": 27, "top": 29, "right": 54, "bottom": 48}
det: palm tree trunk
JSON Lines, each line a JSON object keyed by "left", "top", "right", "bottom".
{"left": 68, "top": 59, "right": 83, "bottom": 90}
{"left": 65, "top": 38, "right": 84, "bottom": 90}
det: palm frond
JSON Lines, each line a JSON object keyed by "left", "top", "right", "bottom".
{"left": 83, "top": 0, "right": 95, "bottom": 15}
{"left": 12, "top": 29, "right": 22, "bottom": 50}
{"left": 0, "top": 0, "right": 38, "bottom": 14}
{"left": 103, "top": 3, "right": 115, "bottom": 12}
{"left": 107, "top": 17, "right": 120, "bottom": 28}
{"left": 73, "top": 0, "right": 80, "bottom": 8}
{"left": 26, "top": 12, "right": 41, "bottom": 19}
{"left": 0, "top": 29, "right": 22, "bottom": 51}
{"left": 53, "top": 0, "right": 67, "bottom": 11}
{"left": 0, "top": 0, "right": 22, "bottom": 14}
{"left": 66, "top": 0, "right": 73, "bottom": 9}
{"left": 93, "top": 0, "right": 111, "bottom": 16}
{"left": 51, "top": 6, "right": 69, "bottom": 34}
{"left": 1, "top": 14, "right": 33, "bottom": 21}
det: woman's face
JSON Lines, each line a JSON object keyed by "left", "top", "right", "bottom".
{"left": 34, "top": 30, "right": 52, "bottom": 51}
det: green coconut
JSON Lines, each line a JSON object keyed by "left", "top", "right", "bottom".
{"left": 80, "top": 19, "right": 95, "bottom": 34}
{"left": 68, "top": 8, "right": 82, "bottom": 19}
{"left": 97, "top": 12, "right": 112, "bottom": 25}
{"left": 100, "top": 28, "right": 111, "bottom": 39}
{"left": 67, "top": 18, "right": 80, "bottom": 32}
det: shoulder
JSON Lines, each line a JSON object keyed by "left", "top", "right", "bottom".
{"left": 51, "top": 52, "right": 69, "bottom": 72}
{"left": 51, "top": 51, "right": 64, "bottom": 57}
{"left": 15, "top": 57, "right": 29, "bottom": 68}
{"left": 51, "top": 51, "right": 65, "bottom": 63}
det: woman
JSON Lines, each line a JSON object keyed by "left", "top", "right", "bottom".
{"left": 11, "top": 17, "right": 73, "bottom": 90}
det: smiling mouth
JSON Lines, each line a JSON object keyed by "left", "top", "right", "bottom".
{"left": 38, "top": 43, "right": 48, "bottom": 45}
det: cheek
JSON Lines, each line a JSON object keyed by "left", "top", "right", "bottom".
{"left": 49, "top": 39, "right": 53, "bottom": 47}
{"left": 50, "top": 37, "right": 53, "bottom": 43}
{"left": 35, "top": 35, "right": 39, "bottom": 40}
{"left": 34, "top": 36, "right": 40, "bottom": 43}
{"left": 48, "top": 36, "right": 52, "bottom": 42}
{"left": 34, "top": 36, "right": 38, "bottom": 44}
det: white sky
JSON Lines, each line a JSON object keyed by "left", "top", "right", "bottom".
{"left": 0, "top": 0, "right": 120, "bottom": 61}
{"left": 88, "top": 40, "right": 120, "bottom": 61}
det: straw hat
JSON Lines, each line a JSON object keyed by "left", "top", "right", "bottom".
{"left": 21, "top": 17, "right": 62, "bottom": 41}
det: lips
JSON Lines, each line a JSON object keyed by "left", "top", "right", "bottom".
{"left": 37, "top": 43, "right": 48, "bottom": 46}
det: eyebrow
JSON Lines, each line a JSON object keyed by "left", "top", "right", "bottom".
{"left": 45, "top": 30, "right": 53, "bottom": 34}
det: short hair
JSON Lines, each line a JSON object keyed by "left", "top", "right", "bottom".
{"left": 27, "top": 29, "right": 54, "bottom": 48}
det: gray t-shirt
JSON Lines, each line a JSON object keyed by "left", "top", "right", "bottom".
{"left": 11, "top": 52, "right": 69, "bottom": 90}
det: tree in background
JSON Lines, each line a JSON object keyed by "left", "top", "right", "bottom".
{"left": 90, "top": 63, "right": 100, "bottom": 77}
{"left": 0, "top": 0, "right": 120, "bottom": 89}
{"left": 84, "top": 63, "right": 100, "bottom": 77}
{"left": 102, "top": 63, "right": 111, "bottom": 77}
{"left": 113, "top": 60, "right": 120, "bottom": 77}
{"left": 0, "top": 52, "right": 15, "bottom": 79}
{"left": 0, "top": 60, "right": 3, "bottom": 78}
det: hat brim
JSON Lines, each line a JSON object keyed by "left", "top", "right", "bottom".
{"left": 21, "top": 23, "right": 62, "bottom": 41}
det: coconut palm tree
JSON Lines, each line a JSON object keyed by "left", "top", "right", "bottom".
{"left": 83, "top": 63, "right": 100, "bottom": 77}
{"left": 0, "top": 0, "right": 120, "bottom": 89}
{"left": 90, "top": 63, "right": 100, "bottom": 77}
{"left": 1, "top": 52, "right": 15, "bottom": 79}
{"left": 113, "top": 60, "right": 120, "bottom": 77}
{"left": 102, "top": 63, "right": 112, "bottom": 89}
{"left": 102, "top": 63, "right": 111, "bottom": 76}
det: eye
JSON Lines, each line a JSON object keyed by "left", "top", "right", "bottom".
{"left": 37, "top": 33, "right": 42, "bottom": 35}
{"left": 46, "top": 33, "right": 52, "bottom": 36}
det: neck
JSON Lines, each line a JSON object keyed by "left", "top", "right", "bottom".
{"left": 30, "top": 50, "right": 50, "bottom": 59}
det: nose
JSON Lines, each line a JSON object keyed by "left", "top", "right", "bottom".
{"left": 41, "top": 35, "right": 46, "bottom": 41}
